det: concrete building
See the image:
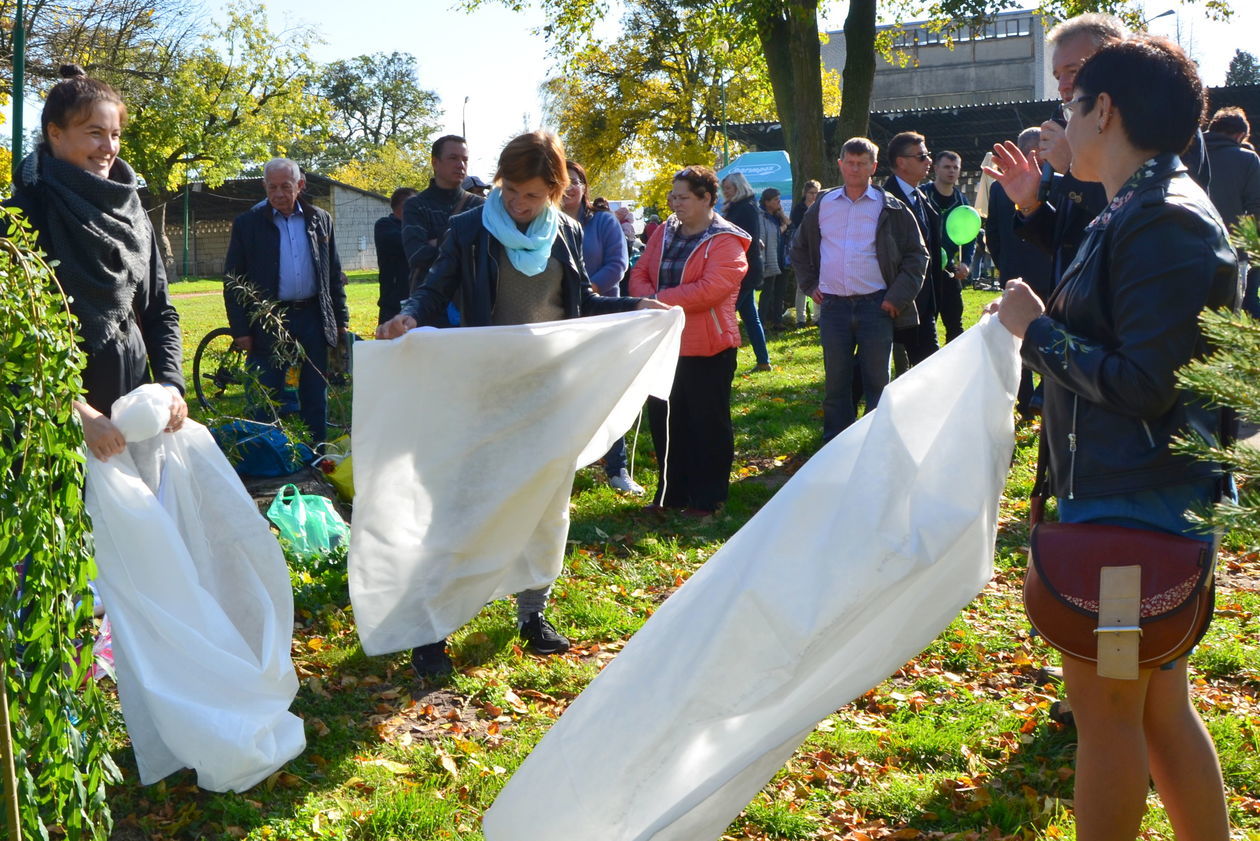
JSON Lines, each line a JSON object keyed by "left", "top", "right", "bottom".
{"left": 147, "top": 173, "right": 390, "bottom": 278}
{"left": 821, "top": 8, "right": 1056, "bottom": 111}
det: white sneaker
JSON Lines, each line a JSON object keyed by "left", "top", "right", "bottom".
{"left": 608, "top": 469, "right": 646, "bottom": 495}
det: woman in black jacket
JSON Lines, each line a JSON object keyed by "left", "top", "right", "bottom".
{"left": 377, "top": 131, "right": 666, "bottom": 679}
{"left": 788, "top": 180, "right": 822, "bottom": 327}
{"left": 6, "top": 65, "right": 185, "bottom": 460}
{"left": 989, "top": 38, "right": 1235, "bottom": 841}
{"left": 720, "top": 172, "right": 770, "bottom": 371}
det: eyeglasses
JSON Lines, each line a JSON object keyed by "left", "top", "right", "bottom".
{"left": 1060, "top": 94, "right": 1096, "bottom": 123}
{"left": 898, "top": 152, "right": 931, "bottom": 162}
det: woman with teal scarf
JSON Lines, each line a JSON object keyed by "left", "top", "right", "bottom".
{"left": 378, "top": 131, "right": 668, "bottom": 680}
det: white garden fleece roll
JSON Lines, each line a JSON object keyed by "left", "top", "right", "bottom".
{"left": 85, "top": 384, "right": 305, "bottom": 793}
{"left": 484, "top": 314, "right": 1022, "bottom": 841}
{"left": 348, "top": 308, "right": 684, "bottom": 656}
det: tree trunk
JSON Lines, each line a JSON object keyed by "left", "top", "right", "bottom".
{"left": 756, "top": 0, "right": 834, "bottom": 191}
{"left": 143, "top": 193, "right": 179, "bottom": 280}
{"left": 836, "top": 0, "right": 877, "bottom": 156}
{"left": 0, "top": 656, "right": 21, "bottom": 841}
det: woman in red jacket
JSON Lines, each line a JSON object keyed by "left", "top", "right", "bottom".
{"left": 630, "top": 166, "right": 750, "bottom": 516}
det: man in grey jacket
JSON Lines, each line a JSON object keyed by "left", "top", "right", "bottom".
{"left": 792, "top": 137, "right": 928, "bottom": 441}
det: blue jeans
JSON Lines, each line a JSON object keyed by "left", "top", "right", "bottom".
{"left": 819, "top": 291, "right": 894, "bottom": 441}
{"left": 1057, "top": 479, "right": 1218, "bottom": 542}
{"left": 603, "top": 436, "right": 627, "bottom": 476}
{"left": 736, "top": 288, "right": 770, "bottom": 365}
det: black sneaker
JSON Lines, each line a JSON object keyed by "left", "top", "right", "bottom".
{"left": 519, "top": 613, "right": 570, "bottom": 655}
{"left": 411, "top": 640, "right": 453, "bottom": 679}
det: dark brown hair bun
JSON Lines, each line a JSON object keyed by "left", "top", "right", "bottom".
{"left": 59, "top": 64, "right": 87, "bottom": 79}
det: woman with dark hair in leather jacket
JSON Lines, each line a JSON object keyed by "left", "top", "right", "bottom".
{"left": 377, "top": 132, "right": 667, "bottom": 681}
{"left": 987, "top": 37, "right": 1236, "bottom": 841}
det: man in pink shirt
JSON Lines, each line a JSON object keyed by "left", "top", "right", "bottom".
{"left": 790, "top": 137, "right": 928, "bottom": 441}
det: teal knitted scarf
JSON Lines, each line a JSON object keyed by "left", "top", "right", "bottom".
{"left": 481, "top": 187, "right": 559, "bottom": 276}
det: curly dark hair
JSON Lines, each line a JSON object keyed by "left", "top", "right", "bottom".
{"left": 673, "top": 165, "right": 718, "bottom": 207}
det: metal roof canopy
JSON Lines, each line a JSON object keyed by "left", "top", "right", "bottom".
{"left": 139, "top": 172, "right": 388, "bottom": 223}
{"left": 723, "top": 84, "right": 1260, "bottom": 175}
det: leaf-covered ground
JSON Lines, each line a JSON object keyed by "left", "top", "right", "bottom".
{"left": 99, "top": 283, "right": 1260, "bottom": 840}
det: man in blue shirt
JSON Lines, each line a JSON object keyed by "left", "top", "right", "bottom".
{"left": 224, "top": 158, "right": 349, "bottom": 444}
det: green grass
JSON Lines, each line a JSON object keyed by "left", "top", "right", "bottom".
{"left": 96, "top": 287, "right": 1260, "bottom": 840}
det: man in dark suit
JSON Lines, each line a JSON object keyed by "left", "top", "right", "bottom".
{"left": 883, "top": 131, "right": 942, "bottom": 367}
{"left": 987, "top": 127, "right": 1054, "bottom": 417}
{"left": 224, "top": 158, "right": 349, "bottom": 444}
{"left": 375, "top": 187, "right": 417, "bottom": 324}
{"left": 986, "top": 128, "right": 1053, "bottom": 300}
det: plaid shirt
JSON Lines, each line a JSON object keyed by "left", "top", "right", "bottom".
{"left": 657, "top": 229, "right": 704, "bottom": 290}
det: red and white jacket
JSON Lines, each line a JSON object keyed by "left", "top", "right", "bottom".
{"left": 629, "top": 213, "right": 750, "bottom": 358}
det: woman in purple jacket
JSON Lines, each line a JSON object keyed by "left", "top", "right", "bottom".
{"left": 561, "top": 160, "right": 644, "bottom": 495}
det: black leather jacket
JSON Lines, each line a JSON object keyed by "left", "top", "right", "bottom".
{"left": 1021, "top": 156, "right": 1238, "bottom": 499}
{"left": 401, "top": 206, "right": 641, "bottom": 326}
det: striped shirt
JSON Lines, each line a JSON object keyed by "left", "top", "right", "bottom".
{"left": 817, "top": 185, "right": 884, "bottom": 296}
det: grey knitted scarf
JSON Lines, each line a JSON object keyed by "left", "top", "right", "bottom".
{"left": 16, "top": 147, "right": 152, "bottom": 351}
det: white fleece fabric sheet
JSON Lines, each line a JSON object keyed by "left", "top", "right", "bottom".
{"left": 84, "top": 384, "right": 305, "bottom": 793}
{"left": 348, "top": 308, "right": 684, "bottom": 656}
{"left": 483, "top": 314, "right": 1021, "bottom": 841}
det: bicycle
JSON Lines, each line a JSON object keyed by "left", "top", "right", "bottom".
{"left": 191, "top": 326, "right": 358, "bottom": 423}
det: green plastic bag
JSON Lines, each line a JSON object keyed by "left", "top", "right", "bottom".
{"left": 266, "top": 484, "right": 350, "bottom": 556}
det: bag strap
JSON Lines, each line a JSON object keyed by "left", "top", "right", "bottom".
{"left": 1029, "top": 433, "right": 1050, "bottom": 526}
{"left": 452, "top": 189, "right": 472, "bottom": 218}
{"left": 277, "top": 483, "right": 301, "bottom": 505}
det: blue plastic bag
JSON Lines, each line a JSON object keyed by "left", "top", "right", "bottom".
{"left": 211, "top": 420, "right": 314, "bottom": 477}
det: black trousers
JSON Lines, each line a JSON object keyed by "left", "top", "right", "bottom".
{"left": 936, "top": 275, "right": 964, "bottom": 343}
{"left": 647, "top": 348, "right": 738, "bottom": 511}
{"left": 759, "top": 272, "right": 785, "bottom": 328}
{"left": 894, "top": 314, "right": 939, "bottom": 367}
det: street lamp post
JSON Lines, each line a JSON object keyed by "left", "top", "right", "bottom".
{"left": 1143, "top": 8, "right": 1175, "bottom": 26}
{"left": 462, "top": 96, "right": 470, "bottom": 139}
{"left": 720, "top": 82, "right": 729, "bottom": 168}
{"left": 11, "top": 0, "right": 25, "bottom": 178}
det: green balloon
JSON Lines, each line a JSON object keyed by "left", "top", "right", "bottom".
{"left": 945, "top": 205, "right": 982, "bottom": 245}
{"left": 940, "top": 248, "right": 948, "bottom": 269}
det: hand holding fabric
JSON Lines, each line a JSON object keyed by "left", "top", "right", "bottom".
{"left": 377, "top": 314, "right": 417, "bottom": 339}
{"left": 992, "top": 279, "right": 1044, "bottom": 339}
{"left": 77, "top": 401, "right": 127, "bottom": 461}
{"left": 163, "top": 384, "right": 188, "bottom": 432}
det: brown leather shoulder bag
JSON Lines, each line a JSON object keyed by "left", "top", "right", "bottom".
{"left": 1023, "top": 440, "right": 1216, "bottom": 678}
